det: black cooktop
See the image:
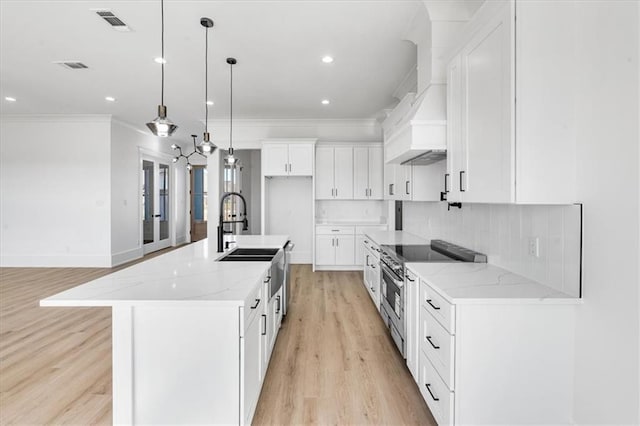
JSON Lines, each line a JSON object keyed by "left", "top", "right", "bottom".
{"left": 382, "top": 244, "right": 458, "bottom": 263}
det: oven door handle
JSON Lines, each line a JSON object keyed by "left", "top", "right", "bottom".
{"left": 381, "top": 263, "right": 404, "bottom": 288}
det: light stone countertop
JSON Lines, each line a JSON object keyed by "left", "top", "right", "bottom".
{"left": 41, "top": 236, "right": 289, "bottom": 308}
{"left": 406, "top": 262, "right": 581, "bottom": 304}
{"left": 364, "top": 230, "right": 429, "bottom": 246}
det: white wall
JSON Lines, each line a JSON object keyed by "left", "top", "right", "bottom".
{"left": 0, "top": 115, "right": 112, "bottom": 267}
{"left": 110, "top": 120, "right": 189, "bottom": 265}
{"left": 571, "top": 2, "right": 639, "bottom": 422}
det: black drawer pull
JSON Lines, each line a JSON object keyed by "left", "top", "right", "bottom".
{"left": 425, "top": 383, "right": 440, "bottom": 401}
{"left": 444, "top": 173, "right": 450, "bottom": 193}
{"left": 426, "top": 299, "right": 441, "bottom": 310}
{"left": 459, "top": 170, "right": 466, "bottom": 192}
{"left": 426, "top": 336, "right": 440, "bottom": 349}
{"left": 405, "top": 275, "right": 415, "bottom": 282}
{"left": 261, "top": 314, "right": 267, "bottom": 335}
{"left": 251, "top": 299, "right": 261, "bottom": 309}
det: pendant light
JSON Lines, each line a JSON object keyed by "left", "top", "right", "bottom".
{"left": 171, "top": 134, "right": 205, "bottom": 170}
{"left": 146, "top": 0, "right": 177, "bottom": 137}
{"left": 225, "top": 57, "right": 237, "bottom": 165}
{"left": 199, "top": 17, "right": 217, "bottom": 155}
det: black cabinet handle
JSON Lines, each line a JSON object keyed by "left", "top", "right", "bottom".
{"left": 153, "top": 214, "right": 161, "bottom": 218}
{"left": 426, "top": 299, "right": 441, "bottom": 310}
{"left": 460, "top": 170, "right": 466, "bottom": 192}
{"left": 371, "top": 264, "right": 376, "bottom": 269}
{"left": 366, "top": 254, "right": 370, "bottom": 267}
{"left": 425, "top": 383, "right": 440, "bottom": 401}
{"left": 261, "top": 314, "right": 267, "bottom": 335}
{"left": 390, "top": 183, "right": 395, "bottom": 195}
{"left": 276, "top": 296, "right": 281, "bottom": 314}
{"left": 264, "top": 276, "right": 271, "bottom": 283}
{"left": 406, "top": 180, "right": 410, "bottom": 195}
{"left": 426, "top": 336, "right": 440, "bottom": 349}
{"left": 405, "top": 275, "right": 415, "bottom": 282}
{"left": 251, "top": 299, "right": 260, "bottom": 309}
{"left": 444, "top": 173, "right": 450, "bottom": 193}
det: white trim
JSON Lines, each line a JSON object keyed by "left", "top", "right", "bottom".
{"left": 111, "top": 247, "right": 143, "bottom": 267}
{"left": 0, "top": 255, "right": 112, "bottom": 268}
{"left": 207, "top": 118, "right": 379, "bottom": 128}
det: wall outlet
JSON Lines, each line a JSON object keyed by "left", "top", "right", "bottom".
{"left": 528, "top": 237, "right": 540, "bottom": 257}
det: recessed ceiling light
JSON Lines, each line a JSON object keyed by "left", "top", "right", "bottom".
{"left": 206, "top": 100, "right": 214, "bottom": 106}
{"left": 105, "top": 96, "right": 116, "bottom": 102}
{"left": 154, "top": 57, "right": 166, "bottom": 64}
{"left": 321, "top": 99, "right": 330, "bottom": 105}
{"left": 4, "top": 97, "right": 16, "bottom": 102}
{"left": 322, "top": 56, "right": 334, "bottom": 63}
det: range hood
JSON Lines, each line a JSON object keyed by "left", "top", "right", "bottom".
{"left": 401, "top": 149, "right": 446, "bottom": 166}
{"left": 382, "top": 85, "right": 447, "bottom": 164}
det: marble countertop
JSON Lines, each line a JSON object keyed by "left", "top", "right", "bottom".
{"left": 406, "top": 262, "right": 581, "bottom": 304}
{"left": 41, "top": 236, "right": 289, "bottom": 308}
{"left": 364, "top": 230, "right": 428, "bottom": 246}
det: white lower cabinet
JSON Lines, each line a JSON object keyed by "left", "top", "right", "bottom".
{"left": 315, "top": 225, "right": 387, "bottom": 269}
{"left": 362, "top": 238, "right": 380, "bottom": 309}
{"left": 407, "top": 271, "right": 575, "bottom": 425}
{"left": 242, "top": 306, "right": 262, "bottom": 425}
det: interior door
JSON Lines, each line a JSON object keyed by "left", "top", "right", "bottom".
{"left": 142, "top": 157, "right": 171, "bottom": 254}
{"left": 190, "top": 166, "right": 208, "bottom": 242}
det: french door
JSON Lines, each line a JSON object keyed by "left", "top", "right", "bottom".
{"left": 141, "top": 155, "right": 171, "bottom": 254}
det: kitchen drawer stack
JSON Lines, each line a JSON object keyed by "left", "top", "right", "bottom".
{"left": 418, "top": 279, "right": 455, "bottom": 425}
{"left": 362, "top": 237, "right": 381, "bottom": 309}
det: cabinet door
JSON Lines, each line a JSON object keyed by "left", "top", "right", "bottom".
{"left": 288, "top": 144, "right": 314, "bottom": 176}
{"left": 353, "top": 147, "right": 369, "bottom": 200}
{"left": 396, "top": 165, "right": 412, "bottom": 201}
{"left": 461, "top": 5, "right": 514, "bottom": 203}
{"left": 355, "top": 234, "right": 365, "bottom": 266}
{"left": 243, "top": 313, "right": 262, "bottom": 425}
{"left": 335, "top": 235, "right": 355, "bottom": 266}
{"left": 333, "top": 147, "right": 353, "bottom": 199}
{"left": 368, "top": 146, "right": 384, "bottom": 200}
{"left": 384, "top": 162, "right": 396, "bottom": 200}
{"left": 411, "top": 162, "right": 446, "bottom": 202}
{"left": 263, "top": 144, "right": 289, "bottom": 176}
{"left": 260, "top": 281, "right": 269, "bottom": 379}
{"left": 315, "top": 147, "right": 335, "bottom": 199}
{"left": 446, "top": 55, "right": 463, "bottom": 202}
{"left": 315, "top": 235, "right": 335, "bottom": 265}
{"left": 405, "top": 269, "right": 419, "bottom": 382}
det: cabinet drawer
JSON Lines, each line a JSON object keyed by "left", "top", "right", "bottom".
{"left": 362, "top": 237, "right": 381, "bottom": 258}
{"left": 419, "top": 351, "right": 454, "bottom": 426}
{"left": 244, "top": 276, "right": 266, "bottom": 329}
{"left": 420, "top": 280, "right": 455, "bottom": 333}
{"left": 316, "top": 225, "right": 355, "bottom": 235}
{"left": 421, "top": 306, "right": 455, "bottom": 390}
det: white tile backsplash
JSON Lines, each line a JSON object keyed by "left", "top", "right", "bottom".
{"left": 403, "top": 202, "right": 582, "bottom": 297}
{"left": 315, "top": 200, "right": 386, "bottom": 223}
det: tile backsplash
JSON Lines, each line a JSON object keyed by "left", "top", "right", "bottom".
{"left": 316, "top": 200, "right": 387, "bottom": 223}
{"left": 403, "top": 202, "right": 582, "bottom": 297}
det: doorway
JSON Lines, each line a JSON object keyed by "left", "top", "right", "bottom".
{"left": 141, "top": 156, "right": 172, "bottom": 254}
{"left": 190, "top": 166, "right": 208, "bottom": 242}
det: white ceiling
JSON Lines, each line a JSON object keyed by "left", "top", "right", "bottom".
{"left": 0, "top": 0, "right": 422, "bottom": 141}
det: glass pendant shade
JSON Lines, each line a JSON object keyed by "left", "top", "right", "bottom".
{"left": 225, "top": 147, "right": 236, "bottom": 164}
{"left": 147, "top": 105, "right": 177, "bottom": 137}
{"left": 199, "top": 132, "right": 216, "bottom": 155}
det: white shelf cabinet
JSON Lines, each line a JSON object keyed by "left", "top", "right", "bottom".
{"left": 353, "top": 146, "right": 384, "bottom": 200}
{"left": 316, "top": 146, "right": 353, "bottom": 199}
{"left": 263, "top": 141, "right": 314, "bottom": 177}
{"left": 446, "top": 0, "right": 577, "bottom": 204}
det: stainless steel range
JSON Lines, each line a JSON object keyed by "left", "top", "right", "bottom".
{"left": 379, "top": 240, "right": 487, "bottom": 357}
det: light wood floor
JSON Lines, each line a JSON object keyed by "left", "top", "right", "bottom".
{"left": 1, "top": 260, "right": 435, "bottom": 425}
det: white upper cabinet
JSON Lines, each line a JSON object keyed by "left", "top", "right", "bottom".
{"left": 353, "top": 146, "right": 383, "bottom": 200}
{"left": 315, "top": 146, "right": 353, "bottom": 199}
{"left": 262, "top": 140, "right": 315, "bottom": 177}
{"left": 384, "top": 161, "right": 445, "bottom": 202}
{"left": 446, "top": 0, "right": 578, "bottom": 204}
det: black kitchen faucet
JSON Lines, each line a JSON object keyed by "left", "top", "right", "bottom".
{"left": 217, "top": 191, "right": 248, "bottom": 253}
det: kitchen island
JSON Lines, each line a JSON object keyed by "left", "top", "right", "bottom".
{"left": 40, "top": 236, "right": 289, "bottom": 425}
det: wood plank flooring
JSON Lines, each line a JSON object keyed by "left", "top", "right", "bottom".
{"left": 0, "top": 259, "right": 435, "bottom": 425}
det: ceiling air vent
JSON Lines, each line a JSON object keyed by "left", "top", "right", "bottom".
{"left": 93, "top": 9, "right": 131, "bottom": 31}
{"left": 53, "top": 61, "right": 89, "bottom": 70}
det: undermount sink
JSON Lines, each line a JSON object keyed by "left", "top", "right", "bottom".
{"left": 230, "top": 248, "right": 279, "bottom": 256}
{"left": 217, "top": 248, "right": 280, "bottom": 262}
{"left": 218, "top": 255, "right": 274, "bottom": 262}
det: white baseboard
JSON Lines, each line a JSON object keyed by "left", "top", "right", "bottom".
{"left": 0, "top": 254, "right": 112, "bottom": 268}
{"left": 111, "top": 247, "right": 144, "bottom": 267}
{"left": 313, "top": 265, "right": 364, "bottom": 271}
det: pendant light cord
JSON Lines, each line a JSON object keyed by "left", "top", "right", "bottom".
{"left": 160, "top": 0, "right": 165, "bottom": 106}
{"left": 205, "top": 24, "right": 209, "bottom": 134}
{"left": 229, "top": 61, "right": 233, "bottom": 150}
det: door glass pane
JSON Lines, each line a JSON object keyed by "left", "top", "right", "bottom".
{"left": 193, "top": 167, "right": 208, "bottom": 221}
{"left": 159, "top": 163, "right": 169, "bottom": 241}
{"left": 142, "top": 160, "right": 154, "bottom": 244}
